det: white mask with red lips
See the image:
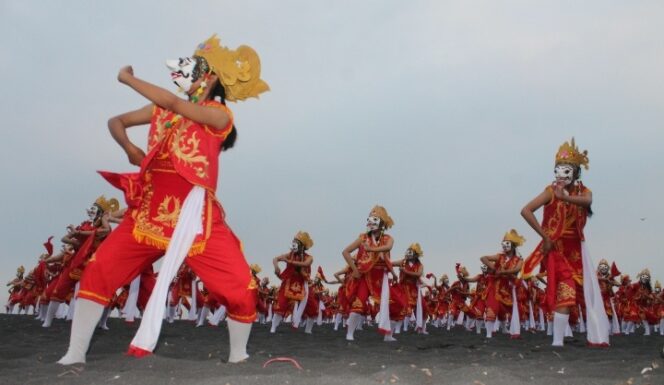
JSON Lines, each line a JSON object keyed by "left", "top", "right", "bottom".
{"left": 166, "top": 57, "right": 198, "bottom": 92}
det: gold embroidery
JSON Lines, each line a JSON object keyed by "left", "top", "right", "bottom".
{"left": 152, "top": 195, "right": 181, "bottom": 228}
{"left": 150, "top": 109, "right": 171, "bottom": 152}
{"left": 556, "top": 282, "right": 576, "bottom": 302}
{"left": 172, "top": 121, "right": 209, "bottom": 178}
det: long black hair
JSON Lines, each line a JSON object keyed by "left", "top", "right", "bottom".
{"left": 573, "top": 166, "right": 593, "bottom": 217}
{"left": 209, "top": 80, "right": 237, "bottom": 151}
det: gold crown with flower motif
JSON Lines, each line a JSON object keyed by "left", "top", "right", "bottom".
{"left": 408, "top": 243, "right": 423, "bottom": 257}
{"left": 370, "top": 205, "right": 394, "bottom": 229}
{"left": 17, "top": 266, "right": 25, "bottom": 275}
{"left": 598, "top": 259, "right": 609, "bottom": 266}
{"left": 194, "top": 35, "right": 269, "bottom": 102}
{"left": 294, "top": 231, "right": 314, "bottom": 250}
{"left": 555, "top": 137, "right": 589, "bottom": 170}
{"left": 503, "top": 229, "right": 525, "bottom": 247}
{"left": 656, "top": 280, "right": 661, "bottom": 289}
{"left": 94, "top": 195, "right": 120, "bottom": 213}
{"left": 250, "top": 264, "right": 261, "bottom": 274}
{"left": 638, "top": 268, "right": 651, "bottom": 278}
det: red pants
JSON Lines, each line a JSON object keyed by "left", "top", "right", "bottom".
{"left": 77, "top": 215, "right": 257, "bottom": 323}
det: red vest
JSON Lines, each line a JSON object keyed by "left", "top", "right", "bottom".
{"left": 142, "top": 100, "right": 233, "bottom": 192}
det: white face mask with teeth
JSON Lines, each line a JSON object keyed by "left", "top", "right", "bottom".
{"left": 87, "top": 204, "right": 100, "bottom": 222}
{"left": 501, "top": 241, "right": 512, "bottom": 253}
{"left": 290, "top": 241, "right": 300, "bottom": 253}
{"left": 366, "top": 216, "right": 381, "bottom": 232}
{"left": 554, "top": 164, "right": 575, "bottom": 186}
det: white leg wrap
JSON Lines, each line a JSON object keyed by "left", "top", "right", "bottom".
{"left": 227, "top": 318, "right": 251, "bottom": 363}
{"left": 57, "top": 299, "right": 104, "bottom": 365}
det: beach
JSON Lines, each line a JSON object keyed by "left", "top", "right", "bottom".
{"left": 1, "top": 314, "right": 662, "bottom": 385}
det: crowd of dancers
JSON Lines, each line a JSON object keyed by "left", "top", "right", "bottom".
{"left": 6, "top": 218, "right": 664, "bottom": 344}
{"left": 3, "top": 34, "right": 663, "bottom": 366}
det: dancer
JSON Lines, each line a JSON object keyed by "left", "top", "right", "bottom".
{"left": 521, "top": 138, "right": 609, "bottom": 347}
{"left": 481, "top": 230, "right": 525, "bottom": 338}
{"left": 58, "top": 35, "right": 267, "bottom": 365}
{"left": 342, "top": 205, "right": 397, "bottom": 341}
{"left": 270, "top": 232, "right": 314, "bottom": 333}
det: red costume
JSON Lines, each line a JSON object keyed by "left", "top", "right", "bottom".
{"left": 77, "top": 102, "right": 257, "bottom": 323}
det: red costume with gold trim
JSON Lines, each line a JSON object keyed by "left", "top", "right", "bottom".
{"left": 485, "top": 254, "right": 521, "bottom": 322}
{"left": 625, "top": 282, "right": 658, "bottom": 325}
{"left": 347, "top": 233, "right": 393, "bottom": 315}
{"left": 77, "top": 102, "right": 257, "bottom": 323}
{"left": 468, "top": 273, "right": 489, "bottom": 320}
{"left": 447, "top": 280, "right": 469, "bottom": 321}
{"left": 273, "top": 251, "right": 312, "bottom": 316}
{"left": 522, "top": 183, "right": 590, "bottom": 310}
{"left": 398, "top": 259, "right": 423, "bottom": 320}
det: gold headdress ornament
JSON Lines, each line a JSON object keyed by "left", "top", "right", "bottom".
{"left": 440, "top": 274, "right": 448, "bottom": 281}
{"left": 294, "top": 231, "right": 314, "bottom": 250}
{"left": 656, "top": 280, "right": 661, "bottom": 290}
{"left": 250, "top": 264, "right": 262, "bottom": 274}
{"left": 408, "top": 243, "right": 423, "bottom": 257}
{"left": 370, "top": 205, "right": 394, "bottom": 229}
{"left": 598, "top": 259, "right": 609, "bottom": 266}
{"left": 638, "top": 268, "right": 651, "bottom": 278}
{"left": 555, "top": 137, "right": 589, "bottom": 170}
{"left": 94, "top": 195, "right": 120, "bottom": 213}
{"left": 17, "top": 266, "right": 25, "bottom": 275}
{"left": 503, "top": 229, "right": 525, "bottom": 247}
{"left": 194, "top": 35, "right": 269, "bottom": 102}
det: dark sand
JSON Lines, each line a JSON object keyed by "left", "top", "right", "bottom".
{"left": 1, "top": 314, "right": 662, "bottom": 385}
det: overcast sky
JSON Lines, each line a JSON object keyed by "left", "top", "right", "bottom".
{"left": 2, "top": 1, "right": 662, "bottom": 306}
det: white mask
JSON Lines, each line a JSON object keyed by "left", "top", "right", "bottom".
{"left": 480, "top": 264, "right": 488, "bottom": 273}
{"left": 405, "top": 249, "right": 415, "bottom": 259}
{"left": 598, "top": 264, "right": 609, "bottom": 275}
{"left": 290, "top": 241, "right": 300, "bottom": 253}
{"left": 87, "top": 204, "right": 100, "bottom": 222}
{"left": 366, "top": 216, "right": 381, "bottom": 232}
{"left": 166, "top": 57, "right": 198, "bottom": 92}
{"left": 501, "top": 240, "right": 513, "bottom": 253}
{"left": 640, "top": 275, "right": 650, "bottom": 284}
{"left": 554, "top": 164, "right": 576, "bottom": 186}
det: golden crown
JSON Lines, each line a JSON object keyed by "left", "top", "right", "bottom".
{"left": 598, "top": 259, "right": 609, "bottom": 266}
{"left": 370, "top": 205, "right": 394, "bottom": 229}
{"left": 17, "top": 266, "right": 25, "bottom": 275}
{"left": 555, "top": 137, "right": 589, "bottom": 170}
{"left": 656, "top": 280, "right": 661, "bottom": 289}
{"left": 503, "top": 229, "right": 525, "bottom": 247}
{"left": 94, "top": 195, "right": 120, "bottom": 213}
{"left": 638, "top": 268, "right": 651, "bottom": 278}
{"left": 294, "top": 231, "right": 314, "bottom": 250}
{"left": 250, "top": 264, "right": 262, "bottom": 274}
{"left": 194, "top": 35, "right": 269, "bottom": 102}
{"left": 408, "top": 243, "right": 423, "bottom": 257}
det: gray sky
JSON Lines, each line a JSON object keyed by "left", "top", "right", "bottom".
{"left": 2, "top": 1, "right": 663, "bottom": 306}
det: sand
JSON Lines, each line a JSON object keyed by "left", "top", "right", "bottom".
{"left": 1, "top": 314, "right": 662, "bottom": 385}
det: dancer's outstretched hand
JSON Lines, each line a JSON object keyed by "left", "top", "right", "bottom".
{"left": 118, "top": 65, "right": 135, "bottom": 84}
{"left": 125, "top": 143, "right": 146, "bottom": 166}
